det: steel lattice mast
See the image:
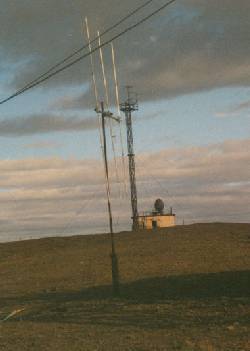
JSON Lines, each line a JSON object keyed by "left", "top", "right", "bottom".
{"left": 120, "top": 87, "right": 139, "bottom": 231}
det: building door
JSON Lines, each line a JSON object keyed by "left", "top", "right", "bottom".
{"left": 152, "top": 220, "right": 157, "bottom": 229}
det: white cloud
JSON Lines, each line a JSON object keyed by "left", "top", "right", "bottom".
{"left": 216, "top": 98, "right": 250, "bottom": 118}
{"left": 0, "top": 113, "right": 98, "bottom": 136}
{"left": 0, "top": 138, "right": 249, "bottom": 241}
{"left": 23, "top": 140, "right": 63, "bottom": 150}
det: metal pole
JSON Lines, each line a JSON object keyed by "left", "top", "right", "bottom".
{"left": 100, "top": 101, "right": 120, "bottom": 296}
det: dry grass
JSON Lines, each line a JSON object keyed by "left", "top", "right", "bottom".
{"left": 0, "top": 223, "right": 249, "bottom": 350}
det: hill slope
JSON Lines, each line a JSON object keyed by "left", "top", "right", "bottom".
{"left": 0, "top": 223, "right": 249, "bottom": 350}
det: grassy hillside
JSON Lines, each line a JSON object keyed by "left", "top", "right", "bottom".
{"left": 0, "top": 223, "right": 249, "bottom": 350}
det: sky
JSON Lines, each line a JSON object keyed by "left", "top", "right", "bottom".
{"left": 0, "top": 0, "right": 249, "bottom": 241}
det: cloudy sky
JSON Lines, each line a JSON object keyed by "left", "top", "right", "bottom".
{"left": 0, "top": 0, "right": 249, "bottom": 241}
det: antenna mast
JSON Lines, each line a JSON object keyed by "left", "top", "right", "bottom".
{"left": 120, "top": 86, "right": 139, "bottom": 231}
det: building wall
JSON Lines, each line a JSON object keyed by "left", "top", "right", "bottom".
{"left": 138, "top": 215, "right": 175, "bottom": 230}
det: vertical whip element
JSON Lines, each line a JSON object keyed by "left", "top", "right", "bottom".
{"left": 97, "top": 31, "right": 110, "bottom": 108}
{"left": 111, "top": 43, "right": 121, "bottom": 117}
{"left": 84, "top": 17, "right": 99, "bottom": 111}
{"left": 83, "top": 18, "right": 105, "bottom": 165}
{"left": 97, "top": 31, "right": 120, "bottom": 195}
{"left": 111, "top": 42, "right": 127, "bottom": 195}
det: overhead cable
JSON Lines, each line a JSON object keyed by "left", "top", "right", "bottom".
{"left": 0, "top": 0, "right": 177, "bottom": 105}
{"left": 0, "top": 0, "right": 155, "bottom": 104}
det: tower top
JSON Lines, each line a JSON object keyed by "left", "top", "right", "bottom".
{"left": 120, "top": 86, "right": 138, "bottom": 112}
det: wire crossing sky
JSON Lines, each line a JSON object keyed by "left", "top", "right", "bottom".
{"left": 0, "top": 0, "right": 155, "bottom": 105}
{"left": 0, "top": 0, "right": 176, "bottom": 105}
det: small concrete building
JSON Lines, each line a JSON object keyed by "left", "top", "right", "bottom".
{"left": 138, "top": 199, "right": 176, "bottom": 230}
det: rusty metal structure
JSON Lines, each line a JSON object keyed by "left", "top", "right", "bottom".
{"left": 120, "top": 86, "right": 139, "bottom": 231}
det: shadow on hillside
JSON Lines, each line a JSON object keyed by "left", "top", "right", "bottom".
{"left": 1, "top": 270, "right": 249, "bottom": 328}
{"left": 123, "top": 269, "right": 250, "bottom": 301}
{"left": 1, "top": 270, "right": 249, "bottom": 307}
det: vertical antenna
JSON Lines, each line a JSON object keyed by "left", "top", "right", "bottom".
{"left": 97, "top": 31, "right": 109, "bottom": 108}
{"left": 97, "top": 31, "right": 120, "bottom": 196}
{"left": 110, "top": 42, "right": 127, "bottom": 195}
{"left": 110, "top": 43, "right": 120, "bottom": 116}
{"left": 120, "top": 86, "right": 139, "bottom": 231}
{"left": 84, "top": 17, "right": 99, "bottom": 111}
{"left": 83, "top": 18, "right": 105, "bottom": 167}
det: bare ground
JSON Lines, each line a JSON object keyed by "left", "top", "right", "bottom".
{"left": 0, "top": 223, "right": 249, "bottom": 350}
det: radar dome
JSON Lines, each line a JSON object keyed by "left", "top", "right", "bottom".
{"left": 154, "top": 198, "right": 164, "bottom": 213}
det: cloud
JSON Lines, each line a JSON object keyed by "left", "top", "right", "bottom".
{"left": 0, "top": 113, "right": 98, "bottom": 136}
{"left": 215, "top": 111, "right": 237, "bottom": 118}
{"left": 136, "top": 139, "right": 250, "bottom": 188}
{"left": 23, "top": 140, "right": 63, "bottom": 150}
{"left": 51, "top": 94, "right": 89, "bottom": 110}
{"left": 0, "top": 158, "right": 104, "bottom": 188}
{"left": 51, "top": 91, "right": 96, "bottom": 111}
{"left": 0, "top": 137, "right": 249, "bottom": 241}
{"left": 1, "top": 0, "right": 250, "bottom": 104}
{"left": 234, "top": 99, "right": 250, "bottom": 112}
{"left": 216, "top": 98, "right": 250, "bottom": 118}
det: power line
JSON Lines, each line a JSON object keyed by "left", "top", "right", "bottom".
{"left": 0, "top": 0, "right": 155, "bottom": 104}
{"left": 0, "top": 0, "right": 177, "bottom": 106}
